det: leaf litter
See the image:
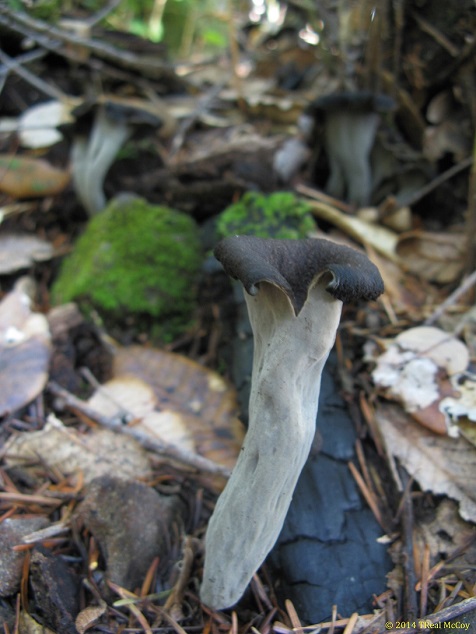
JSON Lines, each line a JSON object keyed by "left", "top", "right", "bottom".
{"left": 1, "top": 2, "right": 476, "bottom": 633}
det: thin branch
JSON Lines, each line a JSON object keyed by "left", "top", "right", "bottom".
{"left": 424, "top": 268, "right": 476, "bottom": 326}
{"left": 0, "top": 7, "right": 176, "bottom": 79}
{"left": 397, "top": 155, "right": 473, "bottom": 209}
{"left": 0, "top": 48, "right": 66, "bottom": 100}
{"left": 47, "top": 381, "right": 231, "bottom": 479}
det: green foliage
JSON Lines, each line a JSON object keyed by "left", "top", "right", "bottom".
{"left": 11, "top": 0, "right": 62, "bottom": 21}
{"left": 107, "top": 0, "right": 229, "bottom": 53}
{"left": 52, "top": 197, "right": 203, "bottom": 342}
{"left": 216, "top": 192, "right": 317, "bottom": 240}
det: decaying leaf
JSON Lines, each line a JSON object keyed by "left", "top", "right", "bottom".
{"left": 75, "top": 603, "right": 107, "bottom": 634}
{"left": 110, "top": 345, "right": 244, "bottom": 471}
{"left": 88, "top": 375, "right": 196, "bottom": 452}
{"left": 0, "top": 234, "right": 54, "bottom": 275}
{"left": 4, "top": 414, "right": 153, "bottom": 484}
{"left": 0, "top": 278, "right": 51, "bottom": 416}
{"left": 414, "top": 499, "right": 476, "bottom": 574}
{"left": 18, "top": 100, "right": 75, "bottom": 149}
{"left": 375, "top": 403, "right": 476, "bottom": 523}
{"left": 440, "top": 373, "right": 476, "bottom": 443}
{"left": 304, "top": 197, "right": 399, "bottom": 259}
{"left": 0, "top": 154, "right": 70, "bottom": 198}
{"left": 221, "top": 78, "right": 306, "bottom": 124}
{"left": 19, "top": 610, "right": 56, "bottom": 633}
{"left": 372, "top": 326, "right": 470, "bottom": 434}
{"left": 370, "top": 252, "right": 436, "bottom": 318}
{"left": 396, "top": 231, "right": 466, "bottom": 283}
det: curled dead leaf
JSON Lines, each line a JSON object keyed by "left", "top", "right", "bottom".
{"left": 75, "top": 603, "right": 107, "bottom": 634}
{"left": 0, "top": 234, "right": 54, "bottom": 275}
{"left": 4, "top": 414, "right": 153, "bottom": 485}
{"left": 396, "top": 231, "right": 465, "bottom": 283}
{"left": 376, "top": 403, "right": 476, "bottom": 522}
{"left": 0, "top": 279, "right": 51, "bottom": 416}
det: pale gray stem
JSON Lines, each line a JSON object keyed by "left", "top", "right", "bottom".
{"left": 71, "top": 107, "right": 131, "bottom": 215}
{"left": 200, "top": 277, "right": 343, "bottom": 609}
{"left": 325, "top": 111, "right": 379, "bottom": 207}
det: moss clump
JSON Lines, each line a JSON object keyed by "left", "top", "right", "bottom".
{"left": 216, "top": 192, "right": 316, "bottom": 240}
{"left": 52, "top": 197, "right": 202, "bottom": 342}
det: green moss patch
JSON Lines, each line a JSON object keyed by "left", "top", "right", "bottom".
{"left": 52, "top": 197, "right": 203, "bottom": 341}
{"left": 216, "top": 192, "right": 316, "bottom": 240}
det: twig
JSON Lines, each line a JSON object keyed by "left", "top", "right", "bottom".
{"left": 424, "top": 268, "right": 476, "bottom": 326}
{"left": 410, "top": 11, "right": 460, "bottom": 57}
{"left": 295, "top": 183, "right": 355, "bottom": 214}
{"left": 342, "top": 613, "right": 358, "bottom": 634}
{"left": 398, "top": 466, "right": 418, "bottom": 621}
{"left": 0, "top": 48, "right": 66, "bottom": 101}
{"left": 419, "top": 542, "right": 431, "bottom": 617}
{"left": 169, "top": 81, "right": 225, "bottom": 159}
{"left": 403, "top": 596, "right": 476, "bottom": 633}
{"left": 0, "top": 492, "right": 63, "bottom": 507}
{"left": 398, "top": 155, "right": 472, "bottom": 209}
{"left": 465, "top": 134, "right": 476, "bottom": 273}
{"left": 163, "top": 536, "right": 197, "bottom": 619}
{"left": 47, "top": 381, "right": 231, "bottom": 479}
{"left": 285, "top": 599, "right": 304, "bottom": 634}
{"left": 0, "top": 7, "right": 176, "bottom": 79}
{"left": 348, "top": 461, "right": 385, "bottom": 530}
{"left": 83, "top": 0, "right": 122, "bottom": 27}
{"left": 108, "top": 581, "right": 153, "bottom": 634}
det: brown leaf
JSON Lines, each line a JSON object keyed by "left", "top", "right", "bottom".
{"left": 4, "top": 414, "right": 153, "bottom": 485}
{"left": 0, "top": 154, "right": 70, "bottom": 198}
{"left": 0, "top": 279, "right": 51, "bottom": 416}
{"left": 375, "top": 402, "right": 476, "bottom": 522}
{"left": 111, "top": 345, "right": 245, "bottom": 471}
{"left": 75, "top": 603, "right": 107, "bottom": 634}
{"left": 396, "top": 231, "right": 465, "bottom": 283}
{"left": 0, "top": 234, "right": 54, "bottom": 275}
{"left": 371, "top": 326, "right": 469, "bottom": 434}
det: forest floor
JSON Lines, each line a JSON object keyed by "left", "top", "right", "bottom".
{"left": 0, "top": 3, "right": 476, "bottom": 633}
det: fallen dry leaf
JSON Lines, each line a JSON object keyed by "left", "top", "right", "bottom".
{"left": 372, "top": 326, "right": 470, "bottom": 434}
{"left": 0, "top": 278, "right": 51, "bottom": 416}
{"left": 4, "top": 414, "right": 153, "bottom": 485}
{"left": 0, "top": 234, "right": 54, "bottom": 275}
{"left": 111, "top": 345, "right": 244, "bottom": 471}
{"left": 75, "top": 603, "right": 107, "bottom": 634}
{"left": 440, "top": 372, "right": 476, "bottom": 444}
{"left": 0, "top": 154, "right": 70, "bottom": 198}
{"left": 18, "top": 99, "right": 75, "bottom": 149}
{"left": 396, "top": 230, "right": 466, "bottom": 283}
{"left": 301, "top": 194, "right": 399, "bottom": 259}
{"left": 88, "top": 375, "right": 196, "bottom": 452}
{"left": 375, "top": 402, "right": 476, "bottom": 522}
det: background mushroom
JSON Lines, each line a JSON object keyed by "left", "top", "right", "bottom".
{"left": 307, "top": 91, "right": 395, "bottom": 207}
{"left": 200, "top": 235, "right": 384, "bottom": 610}
{"left": 70, "top": 95, "right": 175, "bottom": 215}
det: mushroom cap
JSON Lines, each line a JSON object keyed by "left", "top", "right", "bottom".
{"left": 214, "top": 235, "right": 384, "bottom": 315}
{"left": 307, "top": 91, "right": 396, "bottom": 117}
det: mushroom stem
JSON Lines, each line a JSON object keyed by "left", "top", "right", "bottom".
{"left": 71, "top": 107, "right": 131, "bottom": 215}
{"left": 325, "top": 110, "right": 380, "bottom": 206}
{"left": 200, "top": 276, "right": 342, "bottom": 609}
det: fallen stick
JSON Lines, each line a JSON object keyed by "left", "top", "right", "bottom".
{"left": 47, "top": 381, "right": 231, "bottom": 479}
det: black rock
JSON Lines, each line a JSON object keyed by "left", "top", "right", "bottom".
{"left": 270, "top": 354, "right": 391, "bottom": 622}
